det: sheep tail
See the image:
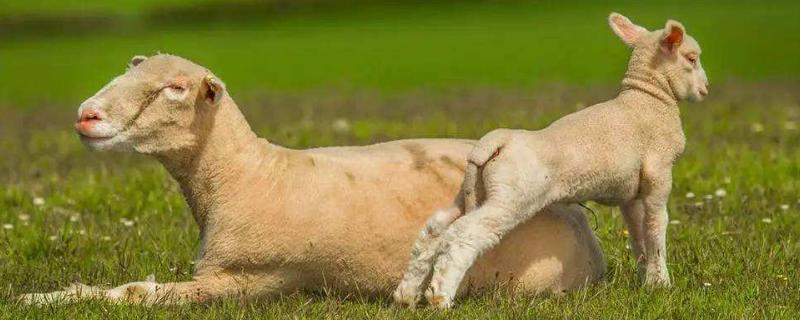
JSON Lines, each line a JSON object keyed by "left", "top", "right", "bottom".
{"left": 462, "top": 161, "right": 480, "bottom": 213}
{"left": 462, "top": 135, "right": 506, "bottom": 213}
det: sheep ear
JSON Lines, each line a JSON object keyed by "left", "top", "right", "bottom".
{"left": 609, "top": 12, "right": 647, "bottom": 47}
{"left": 129, "top": 55, "right": 148, "bottom": 68}
{"left": 203, "top": 74, "right": 225, "bottom": 106}
{"left": 660, "top": 20, "right": 685, "bottom": 53}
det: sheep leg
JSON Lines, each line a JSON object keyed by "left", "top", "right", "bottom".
{"left": 640, "top": 168, "right": 672, "bottom": 288}
{"left": 18, "top": 271, "right": 288, "bottom": 305}
{"left": 621, "top": 199, "right": 647, "bottom": 278}
{"left": 426, "top": 200, "right": 545, "bottom": 309}
{"left": 394, "top": 205, "right": 463, "bottom": 308}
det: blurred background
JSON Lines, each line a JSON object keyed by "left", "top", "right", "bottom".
{"left": 1, "top": 1, "right": 799, "bottom": 318}
{"left": 1, "top": 0, "right": 798, "bottom": 108}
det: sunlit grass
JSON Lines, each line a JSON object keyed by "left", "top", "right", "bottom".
{"left": 1, "top": 83, "right": 798, "bottom": 318}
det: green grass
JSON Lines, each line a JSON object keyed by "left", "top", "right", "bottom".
{"left": 0, "top": 0, "right": 217, "bottom": 16}
{"left": 1, "top": 0, "right": 799, "bottom": 108}
{"left": 1, "top": 83, "right": 799, "bottom": 318}
{"left": 1, "top": 1, "right": 800, "bottom": 318}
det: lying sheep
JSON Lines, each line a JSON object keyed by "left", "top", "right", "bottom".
{"left": 396, "top": 12, "right": 709, "bottom": 308}
{"left": 18, "top": 54, "right": 606, "bottom": 305}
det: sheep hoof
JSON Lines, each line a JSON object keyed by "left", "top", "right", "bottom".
{"left": 392, "top": 284, "right": 420, "bottom": 308}
{"left": 428, "top": 293, "right": 453, "bottom": 309}
{"left": 643, "top": 273, "right": 672, "bottom": 289}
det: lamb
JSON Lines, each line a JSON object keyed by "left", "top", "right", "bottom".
{"left": 18, "top": 54, "right": 606, "bottom": 305}
{"left": 394, "top": 12, "right": 709, "bottom": 309}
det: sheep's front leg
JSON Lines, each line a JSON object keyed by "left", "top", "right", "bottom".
{"left": 19, "top": 271, "right": 288, "bottom": 305}
{"left": 640, "top": 168, "right": 673, "bottom": 288}
{"left": 394, "top": 205, "right": 463, "bottom": 308}
{"left": 19, "top": 275, "right": 175, "bottom": 306}
{"left": 621, "top": 200, "right": 647, "bottom": 278}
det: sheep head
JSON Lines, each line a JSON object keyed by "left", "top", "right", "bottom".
{"left": 75, "top": 54, "right": 226, "bottom": 154}
{"left": 609, "top": 12, "right": 709, "bottom": 102}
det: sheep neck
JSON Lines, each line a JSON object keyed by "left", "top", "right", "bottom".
{"left": 156, "top": 96, "right": 265, "bottom": 231}
{"left": 620, "top": 48, "right": 678, "bottom": 107}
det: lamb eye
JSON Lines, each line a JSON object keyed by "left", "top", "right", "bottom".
{"left": 686, "top": 56, "right": 697, "bottom": 65}
{"left": 168, "top": 84, "right": 185, "bottom": 91}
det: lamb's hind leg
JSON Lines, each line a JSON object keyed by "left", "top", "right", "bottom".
{"left": 394, "top": 204, "right": 463, "bottom": 308}
{"left": 426, "top": 197, "right": 550, "bottom": 309}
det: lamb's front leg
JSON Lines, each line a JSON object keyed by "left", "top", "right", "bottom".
{"left": 621, "top": 200, "right": 647, "bottom": 279}
{"left": 640, "top": 168, "right": 673, "bottom": 288}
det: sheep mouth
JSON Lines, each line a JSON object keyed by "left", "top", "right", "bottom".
{"left": 74, "top": 121, "right": 120, "bottom": 140}
{"left": 78, "top": 133, "right": 115, "bottom": 141}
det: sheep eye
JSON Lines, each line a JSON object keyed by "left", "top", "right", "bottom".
{"left": 167, "top": 84, "right": 185, "bottom": 91}
{"left": 685, "top": 56, "right": 697, "bottom": 65}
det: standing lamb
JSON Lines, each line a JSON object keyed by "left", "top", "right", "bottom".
{"left": 395, "top": 12, "right": 709, "bottom": 308}
{"left": 18, "top": 54, "right": 606, "bottom": 305}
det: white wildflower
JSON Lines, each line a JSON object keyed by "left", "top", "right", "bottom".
{"left": 704, "top": 194, "right": 713, "bottom": 200}
{"left": 78, "top": 229, "right": 86, "bottom": 236}
{"left": 703, "top": 282, "right": 712, "bottom": 287}
{"left": 332, "top": 118, "right": 351, "bottom": 133}
{"left": 670, "top": 220, "right": 681, "bottom": 225}
{"left": 762, "top": 218, "right": 773, "bottom": 224}
{"left": 2, "top": 224, "right": 13, "bottom": 230}
{"left": 120, "top": 218, "right": 135, "bottom": 227}
{"left": 780, "top": 204, "right": 790, "bottom": 211}
{"left": 70, "top": 215, "right": 80, "bottom": 222}
{"left": 685, "top": 192, "right": 695, "bottom": 199}
{"left": 694, "top": 201, "right": 704, "bottom": 207}
{"left": 18, "top": 214, "right": 30, "bottom": 221}
{"left": 49, "top": 235, "right": 58, "bottom": 241}
{"left": 714, "top": 189, "right": 727, "bottom": 198}
{"left": 750, "top": 122, "right": 764, "bottom": 133}
{"left": 32, "top": 197, "right": 45, "bottom": 206}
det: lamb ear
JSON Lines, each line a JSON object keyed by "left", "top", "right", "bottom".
{"left": 129, "top": 55, "right": 148, "bottom": 68}
{"left": 660, "top": 20, "right": 685, "bottom": 53}
{"left": 609, "top": 12, "right": 647, "bottom": 47}
{"left": 203, "top": 74, "right": 226, "bottom": 106}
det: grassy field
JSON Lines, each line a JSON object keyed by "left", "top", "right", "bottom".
{"left": 2, "top": 0, "right": 800, "bottom": 108}
{"left": 1, "top": 1, "right": 800, "bottom": 319}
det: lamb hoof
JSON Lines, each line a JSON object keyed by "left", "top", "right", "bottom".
{"left": 392, "top": 284, "right": 420, "bottom": 308}
{"left": 427, "top": 293, "right": 453, "bottom": 309}
{"left": 643, "top": 273, "right": 672, "bottom": 289}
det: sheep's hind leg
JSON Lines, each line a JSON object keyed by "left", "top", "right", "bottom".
{"left": 394, "top": 205, "right": 463, "bottom": 308}
{"left": 426, "top": 198, "right": 548, "bottom": 309}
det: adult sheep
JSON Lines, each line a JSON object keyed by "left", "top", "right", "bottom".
{"left": 19, "top": 54, "right": 605, "bottom": 305}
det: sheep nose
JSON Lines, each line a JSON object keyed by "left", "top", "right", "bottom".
{"left": 78, "top": 109, "right": 102, "bottom": 123}
{"left": 75, "top": 108, "right": 103, "bottom": 134}
{"left": 699, "top": 85, "right": 709, "bottom": 96}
